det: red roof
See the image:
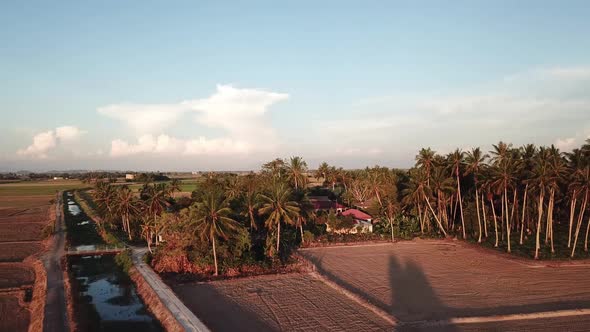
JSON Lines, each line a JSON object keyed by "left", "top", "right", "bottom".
{"left": 341, "top": 209, "right": 372, "bottom": 221}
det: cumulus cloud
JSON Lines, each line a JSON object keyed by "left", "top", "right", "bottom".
{"left": 110, "top": 134, "right": 250, "bottom": 157}
{"left": 17, "top": 126, "right": 85, "bottom": 158}
{"left": 98, "top": 103, "right": 186, "bottom": 134}
{"left": 554, "top": 137, "right": 577, "bottom": 151}
{"left": 100, "top": 85, "right": 288, "bottom": 157}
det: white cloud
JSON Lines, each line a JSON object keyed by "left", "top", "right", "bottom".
{"left": 539, "top": 66, "right": 590, "bottom": 80}
{"left": 110, "top": 134, "right": 250, "bottom": 157}
{"left": 55, "top": 126, "right": 85, "bottom": 140}
{"left": 554, "top": 137, "right": 576, "bottom": 151}
{"left": 98, "top": 103, "right": 186, "bottom": 134}
{"left": 17, "top": 126, "right": 85, "bottom": 158}
{"left": 101, "top": 84, "right": 288, "bottom": 157}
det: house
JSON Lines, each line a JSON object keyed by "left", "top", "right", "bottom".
{"left": 125, "top": 173, "right": 135, "bottom": 180}
{"left": 340, "top": 209, "right": 373, "bottom": 233}
{"left": 308, "top": 196, "right": 345, "bottom": 212}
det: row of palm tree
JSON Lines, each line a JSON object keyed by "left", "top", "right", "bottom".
{"left": 317, "top": 139, "right": 590, "bottom": 259}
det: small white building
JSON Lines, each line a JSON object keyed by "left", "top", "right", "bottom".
{"left": 125, "top": 173, "right": 135, "bottom": 180}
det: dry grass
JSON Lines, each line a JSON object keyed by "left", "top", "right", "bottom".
{"left": 26, "top": 257, "right": 46, "bottom": 332}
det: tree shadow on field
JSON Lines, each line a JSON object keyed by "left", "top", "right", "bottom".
{"left": 389, "top": 256, "right": 457, "bottom": 331}
{"left": 305, "top": 250, "right": 456, "bottom": 331}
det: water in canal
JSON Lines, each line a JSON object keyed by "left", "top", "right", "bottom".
{"left": 65, "top": 192, "right": 163, "bottom": 332}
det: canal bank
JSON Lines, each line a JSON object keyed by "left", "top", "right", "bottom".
{"left": 63, "top": 191, "right": 164, "bottom": 332}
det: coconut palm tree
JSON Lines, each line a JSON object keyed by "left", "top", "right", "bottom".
{"left": 286, "top": 156, "right": 308, "bottom": 190}
{"left": 258, "top": 181, "right": 300, "bottom": 256}
{"left": 191, "top": 189, "right": 241, "bottom": 276}
{"left": 416, "top": 148, "right": 436, "bottom": 186}
{"left": 448, "top": 149, "right": 466, "bottom": 239}
{"left": 531, "top": 149, "right": 553, "bottom": 259}
{"left": 114, "top": 186, "right": 140, "bottom": 240}
{"left": 465, "top": 147, "right": 489, "bottom": 242}
{"left": 317, "top": 162, "right": 330, "bottom": 183}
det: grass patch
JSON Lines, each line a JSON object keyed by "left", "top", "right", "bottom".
{"left": 0, "top": 180, "right": 87, "bottom": 196}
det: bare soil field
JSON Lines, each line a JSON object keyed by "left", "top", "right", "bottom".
{"left": 300, "top": 239, "right": 590, "bottom": 330}
{"left": 0, "top": 263, "right": 35, "bottom": 288}
{"left": 173, "top": 273, "right": 392, "bottom": 331}
{"left": 0, "top": 242, "right": 44, "bottom": 262}
{"left": 0, "top": 183, "right": 67, "bottom": 332}
{"left": 0, "top": 293, "right": 30, "bottom": 332}
{"left": 0, "top": 223, "right": 45, "bottom": 242}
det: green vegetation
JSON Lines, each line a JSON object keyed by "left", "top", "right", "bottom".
{"left": 0, "top": 180, "right": 86, "bottom": 196}
{"left": 81, "top": 140, "right": 590, "bottom": 278}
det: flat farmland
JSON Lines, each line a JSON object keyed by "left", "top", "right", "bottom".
{"left": 0, "top": 180, "right": 85, "bottom": 197}
{"left": 301, "top": 240, "right": 590, "bottom": 330}
{"left": 0, "top": 242, "right": 44, "bottom": 262}
{"left": 0, "top": 181, "right": 68, "bottom": 331}
{"left": 0, "top": 263, "right": 35, "bottom": 288}
{"left": 0, "top": 293, "right": 30, "bottom": 332}
{"left": 173, "top": 273, "right": 392, "bottom": 332}
{"left": 0, "top": 223, "right": 45, "bottom": 242}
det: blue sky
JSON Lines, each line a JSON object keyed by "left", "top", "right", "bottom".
{"left": 1, "top": 1, "right": 590, "bottom": 171}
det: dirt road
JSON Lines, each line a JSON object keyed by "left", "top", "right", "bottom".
{"left": 42, "top": 192, "right": 68, "bottom": 332}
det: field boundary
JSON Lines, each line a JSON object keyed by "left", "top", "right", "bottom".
{"left": 404, "top": 307, "right": 590, "bottom": 327}
{"left": 309, "top": 271, "right": 398, "bottom": 326}
{"left": 131, "top": 247, "right": 211, "bottom": 332}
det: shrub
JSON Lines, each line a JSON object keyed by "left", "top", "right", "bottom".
{"left": 114, "top": 249, "right": 133, "bottom": 272}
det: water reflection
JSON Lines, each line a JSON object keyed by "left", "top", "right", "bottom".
{"left": 68, "top": 255, "right": 163, "bottom": 331}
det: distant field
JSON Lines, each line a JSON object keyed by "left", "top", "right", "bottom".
{"left": 0, "top": 180, "right": 86, "bottom": 196}
{"left": 122, "top": 179, "right": 201, "bottom": 193}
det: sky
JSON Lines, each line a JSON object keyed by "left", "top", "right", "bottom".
{"left": 1, "top": 1, "right": 590, "bottom": 171}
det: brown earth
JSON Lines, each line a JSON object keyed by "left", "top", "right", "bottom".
{"left": 0, "top": 194, "right": 54, "bottom": 332}
{"left": 173, "top": 273, "right": 393, "bottom": 332}
{"left": 0, "top": 263, "right": 35, "bottom": 288}
{"left": 0, "top": 223, "right": 45, "bottom": 242}
{"left": 0, "top": 242, "right": 44, "bottom": 262}
{"left": 300, "top": 239, "right": 590, "bottom": 330}
{"left": 0, "top": 293, "right": 31, "bottom": 332}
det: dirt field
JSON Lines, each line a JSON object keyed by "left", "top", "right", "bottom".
{"left": 0, "top": 242, "right": 44, "bottom": 262}
{"left": 173, "top": 273, "right": 392, "bottom": 331}
{"left": 0, "top": 223, "right": 45, "bottom": 242}
{"left": 0, "top": 263, "right": 35, "bottom": 288}
{"left": 0, "top": 182, "right": 69, "bottom": 331}
{"left": 0, "top": 293, "right": 31, "bottom": 332}
{"left": 300, "top": 239, "right": 590, "bottom": 330}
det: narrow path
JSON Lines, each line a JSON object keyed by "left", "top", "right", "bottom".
{"left": 42, "top": 191, "right": 69, "bottom": 332}
{"left": 131, "top": 247, "right": 210, "bottom": 332}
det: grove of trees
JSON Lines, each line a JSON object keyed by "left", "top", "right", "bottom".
{"left": 88, "top": 139, "right": 590, "bottom": 277}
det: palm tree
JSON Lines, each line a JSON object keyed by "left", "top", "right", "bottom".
{"left": 191, "top": 189, "right": 241, "bottom": 276}
{"left": 571, "top": 167, "right": 590, "bottom": 258}
{"left": 114, "top": 186, "right": 140, "bottom": 240}
{"left": 449, "top": 149, "right": 466, "bottom": 239}
{"left": 169, "top": 178, "right": 182, "bottom": 195}
{"left": 531, "top": 150, "right": 552, "bottom": 259}
{"left": 317, "top": 162, "right": 330, "bottom": 183}
{"left": 286, "top": 156, "right": 308, "bottom": 190}
{"left": 145, "top": 184, "right": 169, "bottom": 244}
{"left": 489, "top": 156, "right": 517, "bottom": 253}
{"left": 519, "top": 144, "right": 537, "bottom": 245}
{"left": 258, "top": 181, "right": 300, "bottom": 256}
{"left": 416, "top": 148, "right": 436, "bottom": 186}
{"left": 465, "top": 148, "right": 488, "bottom": 242}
